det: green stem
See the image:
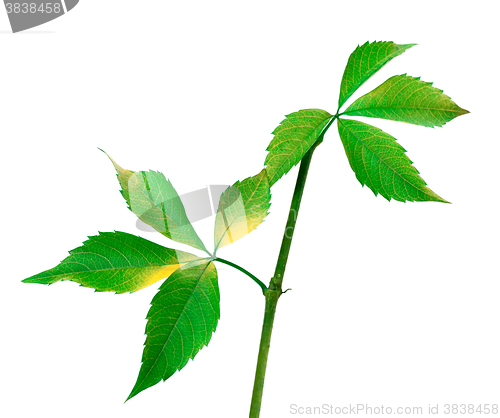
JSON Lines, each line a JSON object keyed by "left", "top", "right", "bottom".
{"left": 249, "top": 287, "right": 280, "bottom": 418}
{"left": 214, "top": 257, "right": 267, "bottom": 294}
{"left": 270, "top": 138, "right": 322, "bottom": 292}
{"left": 249, "top": 124, "right": 331, "bottom": 417}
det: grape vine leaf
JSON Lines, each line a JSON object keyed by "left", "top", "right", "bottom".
{"left": 264, "top": 109, "right": 332, "bottom": 186}
{"left": 127, "top": 261, "right": 220, "bottom": 401}
{"left": 214, "top": 169, "right": 271, "bottom": 251}
{"left": 22, "top": 231, "right": 205, "bottom": 293}
{"left": 338, "top": 41, "right": 415, "bottom": 109}
{"left": 343, "top": 74, "right": 469, "bottom": 127}
{"left": 101, "top": 150, "right": 208, "bottom": 253}
{"left": 337, "top": 118, "right": 448, "bottom": 203}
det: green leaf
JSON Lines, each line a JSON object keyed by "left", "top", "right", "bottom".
{"left": 337, "top": 118, "right": 448, "bottom": 203}
{"left": 101, "top": 151, "right": 208, "bottom": 253}
{"left": 22, "top": 231, "right": 205, "bottom": 293}
{"left": 264, "top": 109, "right": 333, "bottom": 186}
{"left": 338, "top": 41, "right": 415, "bottom": 109}
{"left": 343, "top": 74, "right": 469, "bottom": 127}
{"left": 127, "top": 261, "right": 220, "bottom": 401}
{"left": 214, "top": 169, "right": 271, "bottom": 252}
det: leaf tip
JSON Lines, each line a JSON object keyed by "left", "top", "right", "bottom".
{"left": 125, "top": 382, "right": 144, "bottom": 403}
{"left": 98, "top": 148, "right": 115, "bottom": 162}
{"left": 431, "top": 191, "right": 451, "bottom": 204}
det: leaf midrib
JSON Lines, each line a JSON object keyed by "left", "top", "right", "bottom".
{"left": 338, "top": 119, "right": 434, "bottom": 198}
{"left": 344, "top": 61, "right": 387, "bottom": 100}
{"left": 341, "top": 43, "right": 407, "bottom": 107}
{"left": 214, "top": 174, "right": 266, "bottom": 251}
{"left": 34, "top": 261, "right": 196, "bottom": 278}
{"left": 134, "top": 262, "right": 212, "bottom": 394}
{"left": 130, "top": 172, "right": 205, "bottom": 251}
{"left": 268, "top": 115, "right": 333, "bottom": 184}
{"left": 344, "top": 105, "right": 465, "bottom": 114}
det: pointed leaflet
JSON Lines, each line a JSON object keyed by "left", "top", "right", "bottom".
{"left": 337, "top": 118, "right": 447, "bottom": 203}
{"left": 338, "top": 41, "right": 415, "bottom": 109}
{"left": 22, "top": 231, "right": 205, "bottom": 293}
{"left": 343, "top": 75, "right": 469, "bottom": 127}
{"left": 101, "top": 151, "right": 208, "bottom": 253}
{"left": 214, "top": 169, "right": 271, "bottom": 251}
{"left": 127, "top": 261, "right": 219, "bottom": 400}
{"left": 264, "top": 109, "right": 333, "bottom": 186}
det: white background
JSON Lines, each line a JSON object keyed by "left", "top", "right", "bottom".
{"left": 1, "top": 1, "right": 498, "bottom": 417}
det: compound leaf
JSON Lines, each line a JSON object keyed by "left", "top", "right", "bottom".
{"left": 22, "top": 231, "right": 205, "bottom": 293}
{"left": 264, "top": 109, "right": 332, "bottom": 186}
{"left": 343, "top": 74, "right": 469, "bottom": 127}
{"left": 101, "top": 151, "right": 208, "bottom": 253}
{"left": 337, "top": 118, "right": 447, "bottom": 203}
{"left": 338, "top": 41, "right": 415, "bottom": 109}
{"left": 214, "top": 169, "right": 271, "bottom": 251}
{"left": 127, "top": 261, "right": 220, "bottom": 401}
